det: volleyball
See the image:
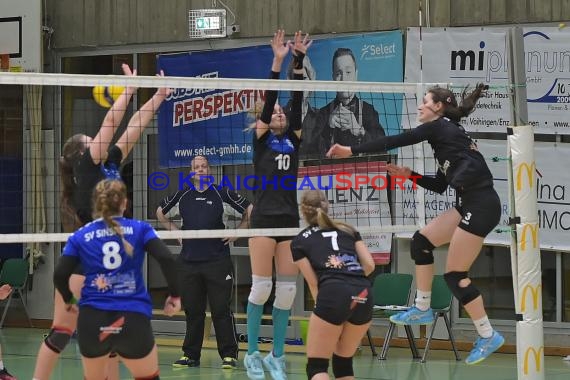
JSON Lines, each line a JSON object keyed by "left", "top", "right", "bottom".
{"left": 92, "top": 85, "right": 125, "bottom": 108}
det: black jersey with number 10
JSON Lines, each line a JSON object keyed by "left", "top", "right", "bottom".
{"left": 251, "top": 129, "right": 301, "bottom": 218}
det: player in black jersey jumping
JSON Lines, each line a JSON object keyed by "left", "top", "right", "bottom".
{"left": 292, "top": 190, "right": 375, "bottom": 380}
{"left": 33, "top": 64, "right": 171, "bottom": 380}
{"left": 327, "top": 84, "right": 504, "bottom": 365}
{"left": 243, "top": 30, "right": 312, "bottom": 380}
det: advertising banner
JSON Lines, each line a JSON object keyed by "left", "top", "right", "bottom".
{"left": 157, "top": 31, "right": 403, "bottom": 166}
{"left": 405, "top": 27, "right": 570, "bottom": 133}
{"left": 395, "top": 140, "right": 570, "bottom": 251}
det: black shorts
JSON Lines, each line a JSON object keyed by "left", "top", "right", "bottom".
{"left": 72, "top": 262, "right": 84, "bottom": 275}
{"left": 313, "top": 278, "right": 373, "bottom": 326}
{"left": 77, "top": 306, "right": 155, "bottom": 359}
{"left": 455, "top": 186, "right": 501, "bottom": 237}
{"left": 250, "top": 214, "right": 299, "bottom": 243}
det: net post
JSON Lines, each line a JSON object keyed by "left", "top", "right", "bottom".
{"left": 507, "top": 26, "right": 545, "bottom": 380}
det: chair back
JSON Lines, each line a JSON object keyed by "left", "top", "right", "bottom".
{"left": 430, "top": 274, "right": 453, "bottom": 311}
{"left": 372, "top": 273, "right": 413, "bottom": 307}
{"left": 0, "top": 258, "right": 29, "bottom": 288}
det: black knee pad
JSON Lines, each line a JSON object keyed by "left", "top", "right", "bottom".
{"left": 410, "top": 231, "right": 435, "bottom": 265}
{"left": 44, "top": 327, "right": 73, "bottom": 353}
{"left": 332, "top": 353, "right": 353, "bottom": 378}
{"left": 306, "top": 357, "right": 329, "bottom": 379}
{"left": 444, "top": 271, "right": 481, "bottom": 305}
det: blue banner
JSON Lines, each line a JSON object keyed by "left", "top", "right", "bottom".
{"left": 157, "top": 30, "right": 403, "bottom": 167}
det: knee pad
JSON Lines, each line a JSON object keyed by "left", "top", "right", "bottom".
{"left": 410, "top": 231, "right": 435, "bottom": 265}
{"left": 306, "top": 357, "right": 329, "bottom": 379}
{"left": 274, "top": 275, "right": 297, "bottom": 310}
{"left": 444, "top": 271, "right": 481, "bottom": 305}
{"left": 332, "top": 353, "right": 353, "bottom": 378}
{"left": 248, "top": 275, "right": 273, "bottom": 305}
{"left": 44, "top": 327, "right": 73, "bottom": 353}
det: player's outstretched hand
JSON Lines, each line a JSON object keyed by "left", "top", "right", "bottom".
{"left": 326, "top": 144, "right": 353, "bottom": 159}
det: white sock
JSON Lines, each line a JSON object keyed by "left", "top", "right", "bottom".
{"left": 0, "top": 360, "right": 4, "bottom": 370}
{"left": 415, "top": 290, "right": 431, "bottom": 311}
{"left": 474, "top": 316, "right": 493, "bottom": 338}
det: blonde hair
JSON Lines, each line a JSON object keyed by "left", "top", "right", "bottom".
{"left": 244, "top": 99, "right": 288, "bottom": 133}
{"left": 300, "top": 190, "right": 357, "bottom": 237}
{"left": 244, "top": 100, "right": 264, "bottom": 131}
{"left": 92, "top": 179, "right": 134, "bottom": 256}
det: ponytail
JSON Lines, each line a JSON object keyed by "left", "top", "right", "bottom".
{"left": 92, "top": 179, "right": 134, "bottom": 256}
{"left": 60, "top": 134, "right": 87, "bottom": 232}
{"left": 428, "top": 83, "right": 488, "bottom": 122}
{"left": 316, "top": 208, "right": 357, "bottom": 238}
{"left": 300, "top": 190, "right": 357, "bottom": 238}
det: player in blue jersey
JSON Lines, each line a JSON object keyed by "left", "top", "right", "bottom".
{"left": 53, "top": 179, "right": 181, "bottom": 380}
{"left": 34, "top": 65, "right": 171, "bottom": 380}
{"left": 244, "top": 30, "right": 312, "bottom": 380}
{"left": 292, "top": 190, "right": 375, "bottom": 380}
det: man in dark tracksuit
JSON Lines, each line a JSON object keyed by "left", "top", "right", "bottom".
{"left": 157, "top": 155, "right": 252, "bottom": 369}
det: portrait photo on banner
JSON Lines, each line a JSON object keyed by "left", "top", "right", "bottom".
{"left": 156, "top": 30, "right": 404, "bottom": 167}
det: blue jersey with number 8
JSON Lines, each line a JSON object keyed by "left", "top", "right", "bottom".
{"left": 62, "top": 217, "right": 158, "bottom": 317}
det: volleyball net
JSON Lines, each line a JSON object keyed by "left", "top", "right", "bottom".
{"left": 0, "top": 72, "right": 516, "bottom": 268}
{"left": 2, "top": 71, "right": 538, "bottom": 360}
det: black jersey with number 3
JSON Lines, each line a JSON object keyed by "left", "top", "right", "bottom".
{"left": 291, "top": 226, "right": 367, "bottom": 284}
{"left": 352, "top": 117, "right": 493, "bottom": 192}
{"left": 251, "top": 129, "right": 301, "bottom": 218}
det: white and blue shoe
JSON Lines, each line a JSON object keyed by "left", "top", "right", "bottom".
{"left": 465, "top": 330, "right": 505, "bottom": 365}
{"left": 389, "top": 306, "right": 435, "bottom": 325}
{"left": 263, "top": 351, "right": 287, "bottom": 380}
{"left": 244, "top": 351, "right": 265, "bottom": 380}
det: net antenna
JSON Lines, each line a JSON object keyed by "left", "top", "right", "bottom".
{"left": 418, "top": 0, "right": 424, "bottom": 83}
{"left": 188, "top": 8, "right": 227, "bottom": 39}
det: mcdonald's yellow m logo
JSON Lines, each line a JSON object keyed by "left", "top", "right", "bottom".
{"left": 521, "top": 284, "right": 541, "bottom": 313}
{"left": 516, "top": 161, "right": 535, "bottom": 191}
{"left": 523, "top": 346, "right": 543, "bottom": 374}
{"left": 520, "top": 223, "right": 539, "bottom": 251}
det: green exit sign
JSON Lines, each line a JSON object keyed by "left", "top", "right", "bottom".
{"left": 196, "top": 16, "right": 221, "bottom": 30}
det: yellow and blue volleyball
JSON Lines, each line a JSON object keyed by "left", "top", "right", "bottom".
{"left": 92, "top": 85, "right": 125, "bottom": 108}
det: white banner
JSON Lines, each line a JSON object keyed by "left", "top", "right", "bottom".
{"left": 394, "top": 141, "right": 570, "bottom": 251}
{"left": 297, "top": 162, "right": 392, "bottom": 263}
{"left": 406, "top": 27, "right": 570, "bottom": 134}
{"left": 523, "top": 27, "right": 570, "bottom": 133}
